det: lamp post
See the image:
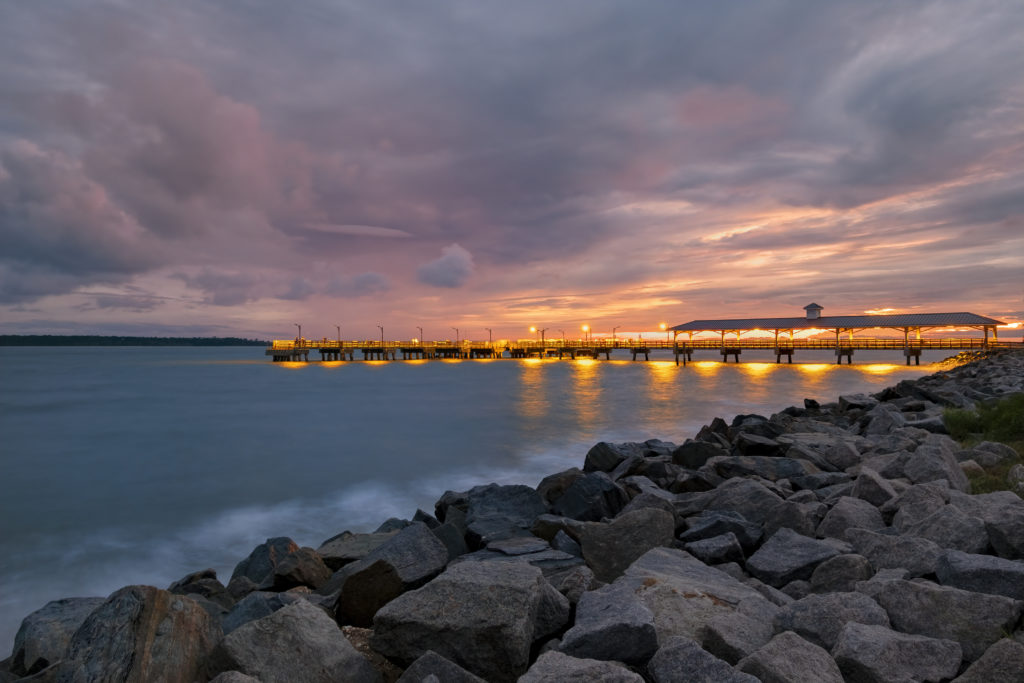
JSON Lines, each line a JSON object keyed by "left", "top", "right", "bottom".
{"left": 452, "top": 327, "right": 459, "bottom": 345}
{"left": 417, "top": 326, "right": 423, "bottom": 343}
{"left": 613, "top": 326, "right": 620, "bottom": 346}
{"left": 294, "top": 323, "right": 302, "bottom": 342}
{"left": 558, "top": 329, "right": 565, "bottom": 342}
{"left": 485, "top": 328, "right": 492, "bottom": 343}
{"left": 335, "top": 325, "right": 341, "bottom": 346}
{"left": 377, "top": 324, "right": 384, "bottom": 345}
{"left": 582, "top": 324, "right": 590, "bottom": 343}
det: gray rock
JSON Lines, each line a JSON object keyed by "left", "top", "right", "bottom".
{"left": 546, "top": 565, "right": 600, "bottom": 604}
{"left": 168, "top": 568, "right": 234, "bottom": 610}
{"left": 746, "top": 528, "right": 840, "bottom": 587}
{"left": 489, "top": 536, "right": 551, "bottom": 555}
{"left": 734, "top": 432, "right": 787, "bottom": 457}
{"left": 679, "top": 510, "right": 762, "bottom": 551}
{"left": 209, "top": 673, "right": 261, "bottom": 683}
{"left": 229, "top": 537, "right": 331, "bottom": 593}
{"left": 863, "top": 404, "right": 906, "bottom": 436}
{"left": 702, "top": 478, "right": 784, "bottom": 525}
{"left": 210, "top": 600, "right": 379, "bottom": 683}
{"left": 375, "top": 518, "right": 411, "bottom": 532}
{"left": 684, "top": 532, "right": 745, "bottom": 565}
{"left": 551, "top": 472, "right": 629, "bottom": 522}
{"left": 648, "top": 636, "right": 760, "bottom": 683}
{"left": 530, "top": 513, "right": 587, "bottom": 544}
{"left": 779, "top": 579, "right": 811, "bottom": 600}
{"left": 518, "top": 651, "right": 642, "bottom": 682}
{"left": 763, "top": 500, "right": 823, "bottom": 538}
{"left": 578, "top": 508, "right": 675, "bottom": 582}
{"left": 858, "top": 577, "right": 1024, "bottom": 661}
{"left": 618, "top": 491, "right": 678, "bottom": 528}
{"left": 816, "top": 496, "right": 885, "bottom": 539}
{"left": 901, "top": 505, "right": 988, "bottom": 553}
{"left": 584, "top": 442, "right": 645, "bottom": 473}
{"left": 452, "top": 546, "right": 583, "bottom": 575}
{"left": 464, "top": 483, "right": 548, "bottom": 547}
{"left": 846, "top": 528, "right": 942, "bottom": 577}
{"left": 316, "top": 531, "right": 397, "bottom": 570}
{"left": 560, "top": 584, "right": 658, "bottom": 665}
{"left": 335, "top": 521, "right": 450, "bottom": 626}
{"left": 832, "top": 621, "right": 962, "bottom": 683}
{"left": 713, "top": 456, "right": 818, "bottom": 481}
{"left": 699, "top": 610, "right": 774, "bottom": 664}
{"left": 773, "top": 591, "right": 889, "bottom": 650}
{"left": 904, "top": 435, "right": 970, "bottom": 492}
{"left": 551, "top": 529, "right": 582, "bottom": 557}
{"left": 396, "top": 650, "right": 485, "bottom": 683}
{"left": 887, "top": 482, "right": 950, "bottom": 530}
{"left": 534, "top": 579, "right": 572, "bottom": 641}
{"left": 970, "top": 441, "right": 1020, "bottom": 468}
{"left": 809, "top": 554, "right": 873, "bottom": 593}
{"left": 936, "top": 548, "right": 1024, "bottom": 600}
{"left": 222, "top": 591, "right": 303, "bottom": 634}
{"left": 952, "top": 638, "right": 1024, "bottom": 683}
{"left": 59, "top": 586, "right": 220, "bottom": 683}
{"left": 672, "top": 440, "right": 727, "bottom": 469}
{"left": 371, "top": 561, "right": 550, "bottom": 682}
{"left": 737, "top": 631, "right": 844, "bottom": 683}
{"left": 430, "top": 520, "right": 470, "bottom": 561}
{"left": 841, "top": 393, "right": 879, "bottom": 411}
{"left": 904, "top": 415, "right": 949, "bottom": 434}
{"left": 536, "top": 467, "right": 585, "bottom": 505}
{"left": 983, "top": 501, "right": 1024, "bottom": 560}
{"left": 850, "top": 468, "right": 898, "bottom": 507}
{"left": 9, "top": 597, "right": 104, "bottom": 676}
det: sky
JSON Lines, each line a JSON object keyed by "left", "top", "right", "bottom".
{"left": 1, "top": 1, "right": 1022, "bottom": 341}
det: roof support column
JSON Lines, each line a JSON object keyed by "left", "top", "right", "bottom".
{"left": 984, "top": 326, "right": 989, "bottom": 348}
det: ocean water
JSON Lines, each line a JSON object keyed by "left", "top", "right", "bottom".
{"left": 0, "top": 346, "right": 949, "bottom": 651}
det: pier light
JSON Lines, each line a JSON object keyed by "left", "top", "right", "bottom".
{"left": 417, "top": 326, "right": 423, "bottom": 341}
{"left": 582, "top": 324, "right": 590, "bottom": 342}
{"left": 377, "top": 324, "right": 384, "bottom": 344}
{"left": 452, "top": 327, "right": 459, "bottom": 345}
{"left": 613, "top": 326, "right": 620, "bottom": 343}
{"left": 294, "top": 323, "right": 302, "bottom": 340}
{"left": 485, "top": 327, "right": 493, "bottom": 343}
{"left": 660, "top": 322, "right": 669, "bottom": 342}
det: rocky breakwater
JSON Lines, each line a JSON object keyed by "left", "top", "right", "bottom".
{"left": 4, "top": 349, "right": 1024, "bottom": 682}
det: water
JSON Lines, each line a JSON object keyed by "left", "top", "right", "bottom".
{"left": 0, "top": 346, "right": 947, "bottom": 650}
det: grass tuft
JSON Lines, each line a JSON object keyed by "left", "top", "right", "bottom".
{"left": 944, "top": 393, "right": 1024, "bottom": 494}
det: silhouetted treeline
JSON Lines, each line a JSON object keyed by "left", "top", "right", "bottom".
{"left": 0, "top": 335, "right": 268, "bottom": 346}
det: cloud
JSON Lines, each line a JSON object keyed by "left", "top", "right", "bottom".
{"left": 303, "top": 223, "right": 412, "bottom": 239}
{"left": 351, "top": 272, "right": 392, "bottom": 296}
{"left": 416, "top": 244, "right": 475, "bottom": 288}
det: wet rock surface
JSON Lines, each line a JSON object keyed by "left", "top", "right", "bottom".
{"left": 5, "top": 349, "right": 1023, "bottom": 681}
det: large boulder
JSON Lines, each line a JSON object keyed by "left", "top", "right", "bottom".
{"left": 952, "top": 638, "right": 1024, "bottom": 683}
{"left": 648, "top": 636, "right": 759, "bottom": 683}
{"left": 550, "top": 472, "right": 629, "bottom": 522}
{"left": 712, "top": 456, "right": 818, "bottom": 481}
{"left": 832, "top": 622, "right": 962, "bottom": 683}
{"left": 809, "top": 554, "right": 873, "bottom": 593}
{"left": 683, "top": 532, "right": 745, "bottom": 565}
{"left": 316, "top": 531, "right": 397, "bottom": 571}
{"left": 699, "top": 610, "right": 774, "bottom": 664}
{"left": 371, "top": 561, "right": 552, "bottom": 682}
{"left": 334, "top": 522, "right": 449, "bottom": 626}
{"left": 59, "top": 586, "right": 220, "bottom": 683}
{"left": 228, "top": 537, "right": 331, "bottom": 593}
{"left": 858, "top": 576, "right": 1024, "bottom": 661}
{"left": 849, "top": 468, "right": 898, "bottom": 507}
{"left": 395, "top": 650, "right": 485, "bottom": 683}
{"left": 9, "top": 597, "right": 104, "bottom": 677}
{"left": 464, "top": 484, "right": 548, "bottom": 547}
{"left": 737, "top": 631, "right": 843, "bottom": 683}
{"left": 560, "top": 584, "right": 658, "bottom": 666}
{"left": 846, "top": 528, "right": 942, "bottom": 577}
{"left": 518, "top": 651, "right": 642, "bottom": 682}
{"left": 577, "top": 508, "right": 674, "bottom": 582}
{"left": 221, "top": 591, "right": 304, "bottom": 634}
{"left": 168, "top": 569, "right": 234, "bottom": 611}
{"left": 816, "top": 496, "right": 885, "bottom": 539}
{"left": 888, "top": 483, "right": 950, "bottom": 530}
{"left": 901, "top": 505, "right": 988, "bottom": 554}
{"left": 679, "top": 510, "right": 763, "bottom": 552}
{"left": 701, "top": 478, "right": 784, "bottom": 525}
{"left": 584, "top": 442, "right": 646, "bottom": 473}
{"left": 209, "top": 600, "right": 379, "bottom": 683}
{"left": 935, "top": 549, "right": 1024, "bottom": 600}
{"left": 772, "top": 591, "right": 889, "bottom": 651}
{"left": 672, "top": 440, "right": 727, "bottom": 469}
{"left": 733, "top": 432, "right": 787, "bottom": 457}
{"left": 746, "top": 528, "right": 840, "bottom": 587}
{"left": 903, "top": 436, "right": 970, "bottom": 492}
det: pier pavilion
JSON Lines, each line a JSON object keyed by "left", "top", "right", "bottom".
{"left": 669, "top": 303, "right": 1005, "bottom": 365}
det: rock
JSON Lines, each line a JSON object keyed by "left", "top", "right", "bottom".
{"left": 935, "top": 549, "right": 1024, "bottom": 600}
{"left": 60, "top": 586, "right": 220, "bottom": 683}
{"left": 969, "top": 441, "right": 1020, "bottom": 468}
{"left": 713, "top": 456, "right": 819, "bottom": 481}
{"left": 780, "top": 579, "right": 811, "bottom": 600}
{"left": 887, "top": 482, "right": 950, "bottom": 530}
{"left": 734, "top": 432, "right": 787, "bottom": 457}
{"left": 536, "top": 468, "right": 586, "bottom": 504}
{"left": 371, "top": 561, "right": 551, "bottom": 682}
{"left": 168, "top": 568, "right": 234, "bottom": 610}
{"left": 901, "top": 505, "right": 988, "bottom": 554}
{"left": 773, "top": 591, "right": 889, "bottom": 650}
{"left": 904, "top": 415, "right": 949, "bottom": 434}
{"left": 816, "top": 496, "right": 885, "bottom": 539}
{"left": 430, "top": 520, "right": 470, "bottom": 561}
{"left": 560, "top": 583, "right": 658, "bottom": 665}
{"left": 841, "top": 393, "right": 879, "bottom": 411}
{"left": 209, "top": 600, "right": 379, "bottom": 683}
{"left": 577, "top": 508, "right": 675, "bottom": 582}
{"left": 209, "top": 673, "right": 260, "bottom": 683}
{"left": 961, "top": 459, "right": 985, "bottom": 477}
{"left": 737, "top": 631, "right": 844, "bottom": 683}
{"left": 746, "top": 528, "right": 840, "bottom": 587}
{"left": 763, "top": 499, "right": 824, "bottom": 538}
{"left": 550, "top": 472, "right": 629, "bottom": 522}
{"left": 396, "top": 650, "right": 485, "bottom": 683}
{"left": 981, "top": 501, "right": 1024, "bottom": 560}
{"left": 858, "top": 577, "right": 1024, "bottom": 661}
{"left": 464, "top": 483, "right": 548, "bottom": 547}
{"left": 584, "top": 442, "right": 645, "bottom": 473}
{"left": 904, "top": 442, "right": 971, "bottom": 492}
{"left": 679, "top": 510, "right": 762, "bottom": 552}
{"left": 702, "top": 478, "right": 784, "bottom": 525}
{"left": 518, "top": 651, "right": 642, "bottom": 682}
{"left": 551, "top": 529, "right": 582, "bottom": 556}
{"left": 9, "top": 597, "right": 104, "bottom": 676}
{"left": 684, "top": 532, "right": 745, "bottom": 565}
{"left": 335, "top": 521, "right": 450, "bottom": 626}
{"left": 952, "top": 638, "right": 1024, "bottom": 683}
{"left": 699, "top": 610, "right": 774, "bottom": 664}
{"left": 534, "top": 579, "right": 572, "bottom": 641}
{"left": 863, "top": 404, "right": 906, "bottom": 436}
{"left": 832, "top": 622, "right": 962, "bottom": 683}
{"left": 222, "top": 591, "right": 303, "bottom": 634}
{"left": 850, "top": 468, "right": 898, "bottom": 507}
{"left": 672, "top": 440, "right": 726, "bottom": 469}
{"left": 648, "top": 636, "right": 760, "bottom": 683}
{"left": 846, "top": 528, "right": 942, "bottom": 577}
{"left": 809, "top": 554, "right": 873, "bottom": 593}
{"left": 546, "top": 565, "right": 600, "bottom": 604}
{"left": 489, "top": 535, "right": 550, "bottom": 555}
{"left": 229, "top": 537, "right": 331, "bottom": 592}
{"left": 617, "top": 491, "right": 678, "bottom": 527}
{"left": 316, "top": 531, "right": 397, "bottom": 571}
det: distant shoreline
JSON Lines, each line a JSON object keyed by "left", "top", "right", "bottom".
{"left": 0, "top": 335, "right": 268, "bottom": 347}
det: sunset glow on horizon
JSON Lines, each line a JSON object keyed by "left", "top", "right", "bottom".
{"left": 1, "top": 2, "right": 1021, "bottom": 341}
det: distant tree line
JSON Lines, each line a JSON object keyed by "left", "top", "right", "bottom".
{"left": 0, "top": 335, "right": 268, "bottom": 346}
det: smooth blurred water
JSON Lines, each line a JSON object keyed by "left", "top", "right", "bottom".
{"left": 0, "top": 346, "right": 948, "bottom": 651}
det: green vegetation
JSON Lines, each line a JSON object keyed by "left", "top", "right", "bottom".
{"left": 0, "top": 335, "right": 267, "bottom": 346}
{"left": 945, "top": 393, "right": 1024, "bottom": 494}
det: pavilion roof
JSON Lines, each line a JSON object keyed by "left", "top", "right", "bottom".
{"left": 670, "top": 311, "right": 1005, "bottom": 332}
